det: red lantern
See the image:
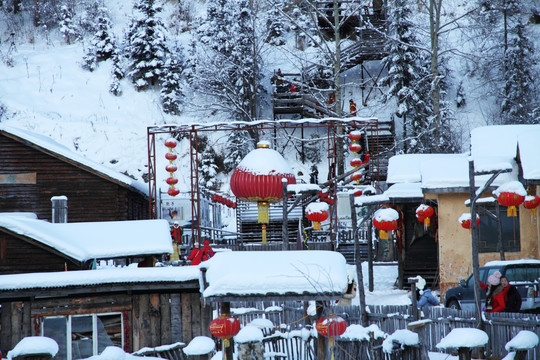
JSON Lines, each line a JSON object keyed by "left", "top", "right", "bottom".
{"left": 316, "top": 315, "right": 347, "bottom": 338}
{"left": 348, "top": 131, "right": 362, "bottom": 142}
{"left": 373, "top": 208, "right": 398, "bottom": 240}
{"left": 495, "top": 182, "right": 526, "bottom": 217}
{"left": 165, "top": 164, "right": 177, "bottom": 173}
{"left": 168, "top": 188, "right": 180, "bottom": 196}
{"left": 416, "top": 204, "right": 434, "bottom": 229}
{"left": 353, "top": 189, "right": 363, "bottom": 197}
{"left": 165, "top": 152, "right": 177, "bottom": 161}
{"left": 166, "top": 177, "right": 178, "bottom": 185}
{"left": 350, "top": 173, "right": 363, "bottom": 182}
{"left": 350, "top": 158, "right": 363, "bottom": 167}
{"left": 209, "top": 314, "right": 241, "bottom": 358}
{"left": 348, "top": 143, "right": 362, "bottom": 153}
{"left": 523, "top": 195, "right": 540, "bottom": 215}
{"left": 230, "top": 142, "right": 296, "bottom": 243}
{"left": 306, "top": 203, "right": 329, "bottom": 230}
{"left": 164, "top": 139, "right": 177, "bottom": 149}
{"left": 459, "top": 213, "right": 480, "bottom": 231}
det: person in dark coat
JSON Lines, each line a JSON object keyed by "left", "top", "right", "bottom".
{"left": 501, "top": 275, "right": 522, "bottom": 312}
{"left": 480, "top": 271, "right": 510, "bottom": 312}
{"left": 185, "top": 242, "right": 202, "bottom": 265}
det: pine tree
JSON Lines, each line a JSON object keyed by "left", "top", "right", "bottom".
{"left": 59, "top": 5, "right": 79, "bottom": 45}
{"left": 109, "top": 49, "right": 124, "bottom": 96}
{"left": 125, "top": 0, "right": 168, "bottom": 91}
{"left": 160, "top": 53, "right": 184, "bottom": 115}
{"left": 190, "top": 0, "right": 262, "bottom": 122}
{"left": 383, "top": 0, "right": 432, "bottom": 154}
{"left": 92, "top": 8, "right": 115, "bottom": 62}
{"left": 502, "top": 22, "right": 537, "bottom": 124}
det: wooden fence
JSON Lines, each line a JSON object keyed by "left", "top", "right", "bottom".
{"left": 230, "top": 302, "right": 540, "bottom": 360}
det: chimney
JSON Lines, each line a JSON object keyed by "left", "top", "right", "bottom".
{"left": 51, "top": 196, "right": 68, "bottom": 223}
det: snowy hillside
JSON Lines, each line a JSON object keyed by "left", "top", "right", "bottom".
{"left": 0, "top": 0, "right": 539, "bottom": 193}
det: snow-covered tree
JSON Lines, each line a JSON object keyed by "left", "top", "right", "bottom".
{"left": 91, "top": 8, "right": 115, "bottom": 62}
{"left": 502, "top": 21, "right": 537, "bottom": 124}
{"left": 59, "top": 4, "right": 79, "bottom": 45}
{"left": 109, "top": 49, "right": 124, "bottom": 96}
{"left": 383, "top": 0, "right": 432, "bottom": 154}
{"left": 125, "top": 0, "right": 168, "bottom": 91}
{"left": 160, "top": 52, "right": 184, "bottom": 115}
{"left": 189, "top": 0, "right": 263, "bottom": 122}
{"left": 224, "top": 130, "right": 254, "bottom": 172}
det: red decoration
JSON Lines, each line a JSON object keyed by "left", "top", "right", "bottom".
{"left": 316, "top": 315, "right": 347, "bottom": 338}
{"left": 209, "top": 314, "right": 241, "bottom": 358}
{"left": 497, "top": 190, "right": 525, "bottom": 217}
{"left": 164, "top": 139, "right": 177, "bottom": 148}
{"left": 350, "top": 173, "right": 363, "bottom": 182}
{"left": 306, "top": 208, "right": 329, "bottom": 230}
{"left": 165, "top": 153, "right": 178, "bottom": 161}
{"left": 350, "top": 158, "right": 363, "bottom": 167}
{"left": 167, "top": 188, "right": 180, "bottom": 196}
{"left": 165, "top": 164, "right": 177, "bottom": 173}
{"left": 523, "top": 195, "right": 540, "bottom": 215}
{"left": 460, "top": 215, "right": 480, "bottom": 230}
{"left": 353, "top": 189, "right": 363, "bottom": 197}
{"left": 373, "top": 208, "right": 398, "bottom": 240}
{"left": 166, "top": 177, "right": 178, "bottom": 185}
{"left": 348, "top": 132, "right": 362, "bottom": 142}
{"left": 348, "top": 143, "right": 362, "bottom": 153}
{"left": 416, "top": 204, "right": 434, "bottom": 229}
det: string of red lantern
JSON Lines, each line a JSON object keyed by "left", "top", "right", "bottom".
{"left": 165, "top": 138, "right": 179, "bottom": 196}
{"left": 209, "top": 314, "right": 240, "bottom": 360}
{"left": 348, "top": 131, "right": 362, "bottom": 185}
{"left": 212, "top": 194, "right": 237, "bottom": 209}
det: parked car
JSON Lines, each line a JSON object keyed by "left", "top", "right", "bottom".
{"left": 444, "top": 259, "right": 540, "bottom": 313}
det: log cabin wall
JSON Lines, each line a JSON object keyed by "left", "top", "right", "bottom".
{"left": 0, "top": 135, "right": 148, "bottom": 222}
{"left": 0, "top": 232, "right": 83, "bottom": 274}
{"left": 0, "top": 290, "right": 211, "bottom": 356}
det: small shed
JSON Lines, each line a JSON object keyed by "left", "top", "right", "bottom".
{"left": 0, "top": 125, "right": 149, "bottom": 222}
{"left": 0, "top": 213, "right": 173, "bottom": 274}
{"left": 0, "top": 267, "right": 211, "bottom": 358}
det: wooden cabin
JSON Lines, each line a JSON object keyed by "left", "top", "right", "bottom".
{"left": 0, "top": 126, "right": 148, "bottom": 222}
{"left": 0, "top": 267, "right": 210, "bottom": 358}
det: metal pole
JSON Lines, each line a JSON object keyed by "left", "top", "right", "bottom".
{"left": 282, "top": 179, "right": 289, "bottom": 250}
{"left": 350, "top": 194, "right": 368, "bottom": 326}
{"left": 496, "top": 202, "right": 505, "bottom": 260}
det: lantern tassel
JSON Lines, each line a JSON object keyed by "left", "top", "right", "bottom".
{"left": 329, "top": 337, "right": 335, "bottom": 360}
{"left": 507, "top": 206, "right": 517, "bottom": 217}
{"left": 424, "top": 217, "right": 430, "bottom": 231}
{"left": 262, "top": 224, "right": 267, "bottom": 244}
{"left": 223, "top": 339, "right": 229, "bottom": 360}
{"left": 313, "top": 221, "right": 321, "bottom": 230}
{"left": 258, "top": 201, "right": 269, "bottom": 224}
{"left": 379, "top": 230, "right": 388, "bottom": 240}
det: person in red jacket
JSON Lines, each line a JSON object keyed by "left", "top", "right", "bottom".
{"left": 185, "top": 242, "right": 202, "bottom": 265}
{"left": 479, "top": 271, "right": 510, "bottom": 312}
{"left": 202, "top": 240, "right": 214, "bottom": 261}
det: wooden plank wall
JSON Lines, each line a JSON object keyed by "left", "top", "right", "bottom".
{"left": 0, "top": 291, "right": 210, "bottom": 355}
{"left": 0, "top": 135, "right": 148, "bottom": 222}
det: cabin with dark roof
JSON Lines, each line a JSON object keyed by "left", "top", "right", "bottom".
{"left": 0, "top": 126, "right": 148, "bottom": 223}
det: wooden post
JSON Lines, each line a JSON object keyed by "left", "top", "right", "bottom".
{"left": 407, "top": 278, "right": 419, "bottom": 321}
{"left": 350, "top": 193, "right": 368, "bottom": 326}
{"left": 458, "top": 347, "right": 472, "bottom": 360}
{"left": 282, "top": 179, "right": 289, "bottom": 250}
{"left": 367, "top": 205, "right": 374, "bottom": 292}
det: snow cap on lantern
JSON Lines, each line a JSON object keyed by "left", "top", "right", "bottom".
{"left": 230, "top": 141, "right": 296, "bottom": 241}
{"left": 493, "top": 181, "right": 526, "bottom": 217}
{"left": 416, "top": 204, "right": 434, "bottom": 229}
{"left": 523, "top": 195, "right": 540, "bottom": 215}
{"left": 459, "top": 213, "right": 480, "bottom": 231}
{"left": 373, "top": 207, "right": 399, "bottom": 240}
{"left": 306, "top": 201, "right": 329, "bottom": 230}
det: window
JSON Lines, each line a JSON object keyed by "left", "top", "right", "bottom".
{"left": 478, "top": 206, "right": 520, "bottom": 253}
{"left": 42, "top": 313, "right": 123, "bottom": 360}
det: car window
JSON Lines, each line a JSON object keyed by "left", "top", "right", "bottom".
{"left": 486, "top": 268, "right": 500, "bottom": 281}
{"left": 467, "top": 269, "right": 487, "bottom": 287}
{"left": 506, "top": 266, "right": 528, "bottom": 282}
{"left": 529, "top": 266, "right": 540, "bottom": 281}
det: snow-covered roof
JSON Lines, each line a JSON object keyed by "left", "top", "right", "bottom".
{"left": 386, "top": 125, "right": 540, "bottom": 193}
{"left": 0, "top": 266, "right": 200, "bottom": 292}
{"left": 0, "top": 125, "right": 148, "bottom": 196}
{"left": 0, "top": 213, "right": 172, "bottom": 262}
{"left": 200, "top": 251, "right": 348, "bottom": 300}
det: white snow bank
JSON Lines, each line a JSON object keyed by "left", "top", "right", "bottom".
{"left": 436, "top": 328, "right": 488, "bottom": 350}
{"left": 505, "top": 330, "right": 539, "bottom": 351}
{"left": 7, "top": 337, "right": 58, "bottom": 359}
{"left": 183, "top": 336, "right": 215, "bottom": 355}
